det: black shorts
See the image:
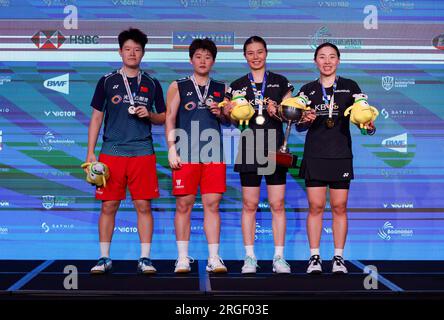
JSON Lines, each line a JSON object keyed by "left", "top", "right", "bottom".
{"left": 305, "top": 179, "right": 350, "bottom": 189}
{"left": 299, "top": 158, "right": 354, "bottom": 181}
{"left": 240, "top": 169, "right": 287, "bottom": 187}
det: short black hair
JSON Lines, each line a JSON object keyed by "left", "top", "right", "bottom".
{"left": 118, "top": 28, "right": 148, "bottom": 51}
{"left": 243, "top": 36, "right": 268, "bottom": 55}
{"left": 189, "top": 38, "right": 217, "bottom": 60}
{"left": 314, "top": 42, "right": 340, "bottom": 59}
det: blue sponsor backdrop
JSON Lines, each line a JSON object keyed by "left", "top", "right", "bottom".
{"left": 0, "top": 0, "right": 443, "bottom": 260}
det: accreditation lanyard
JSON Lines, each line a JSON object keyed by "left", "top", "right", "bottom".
{"left": 248, "top": 71, "right": 267, "bottom": 113}
{"left": 120, "top": 68, "right": 142, "bottom": 107}
{"left": 320, "top": 77, "right": 338, "bottom": 119}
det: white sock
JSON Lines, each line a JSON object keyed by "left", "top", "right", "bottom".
{"left": 177, "top": 241, "right": 189, "bottom": 259}
{"left": 245, "top": 245, "right": 255, "bottom": 258}
{"left": 274, "top": 246, "right": 284, "bottom": 258}
{"left": 140, "top": 243, "right": 151, "bottom": 258}
{"left": 100, "top": 242, "right": 111, "bottom": 258}
{"left": 208, "top": 243, "right": 219, "bottom": 258}
{"left": 334, "top": 248, "right": 344, "bottom": 257}
{"left": 310, "top": 248, "right": 320, "bottom": 257}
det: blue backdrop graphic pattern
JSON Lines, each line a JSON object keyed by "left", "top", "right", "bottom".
{"left": 0, "top": 0, "right": 443, "bottom": 260}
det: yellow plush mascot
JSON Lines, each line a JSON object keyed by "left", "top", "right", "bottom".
{"left": 81, "top": 162, "right": 110, "bottom": 187}
{"left": 344, "top": 93, "right": 379, "bottom": 135}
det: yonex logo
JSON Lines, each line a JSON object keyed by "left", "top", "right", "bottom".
{"left": 43, "top": 73, "right": 69, "bottom": 94}
{"left": 342, "top": 172, "right": 349, "bottom": 178}
{"left": 113, "top": 85, "right": 119, "bottom": 89}
{"left": 187, "top": 92, "right": 193, "bottom": 96}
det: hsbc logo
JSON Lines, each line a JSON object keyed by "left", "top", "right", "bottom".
{"left": 31, "top": 30, "right": 66, "bottom": 49}
{"left": 44, "top": 73, "right": 69, "bottom": 94}
{"left": 0, "top": 201, "right": 9, "bottom": 207}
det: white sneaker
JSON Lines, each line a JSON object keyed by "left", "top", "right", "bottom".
{"left": 90, "top": 257, "right": 112, "bottom": 274}
{"left": 174, "top": 256, "right": 194, "bottom": 273}
{"left": 332, "top": 255, "right": 348, "bottom": 274}
{"left": 137, "top": 257, "right": 157, "bottom": 274}
{"left": 206, "top": 255, "right": 228, "bottom": 273}
{"left": 241, "top": 256, "right": 258, "bottom": 274}
{"left": 272, "top": 256, "right": 291, "bottom": 274}
{"left": 306, "top": 255, "right": 322, "bottom": 274}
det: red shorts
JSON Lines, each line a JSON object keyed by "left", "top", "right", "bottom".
{"left": 172, "top": 163, "right": 226, "bottom": 196}
{"left": 95, "top": 154, "right": 159, "bottom": 201}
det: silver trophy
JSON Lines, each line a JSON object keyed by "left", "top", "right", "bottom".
{"left": 272, "top": 93, "right": 311, "bottom": 167}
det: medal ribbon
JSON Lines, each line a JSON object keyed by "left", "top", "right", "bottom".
{"left": 248, "top": 71, "right": 267, "bottom": 115}
{"left": 120, "top": 68, "right": 142, "bottom": 107}
{"left": 320, "top": 76, "right": 338, "bottom": 120}
{"left": 190, "top": 74, "right": 210, "bottom": 107}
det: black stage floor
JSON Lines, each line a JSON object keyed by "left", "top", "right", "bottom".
{"left": 1, "top": 259, "right": 444, "bottom": 301}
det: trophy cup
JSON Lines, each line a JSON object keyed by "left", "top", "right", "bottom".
{"left": 271, "top": 93, "right": 311, "bottom": 168}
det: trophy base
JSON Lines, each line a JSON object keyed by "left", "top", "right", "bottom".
{"left": 270, "top": 151, "right": 298, "bottom": 168}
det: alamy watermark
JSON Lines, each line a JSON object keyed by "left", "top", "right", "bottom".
{"left": 168, "top": 122, "right": 278, "bottom": 175}
{"left": 63, "top": 265, "right": 78, "bottom": 290}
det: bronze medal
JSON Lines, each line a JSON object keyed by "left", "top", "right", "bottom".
{"left": 326, "top": 118, "right": 335, "bottom": 128}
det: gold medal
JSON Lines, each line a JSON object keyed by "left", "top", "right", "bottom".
{"left": 326, "top": 118, "right": 335, "bottom": 128}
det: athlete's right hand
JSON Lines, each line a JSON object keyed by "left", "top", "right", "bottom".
{"left": 168, "top": 149, "right": 182, "bottom": 169}
{"left": 86, "top": 153, "right": 97, "bottom": 163}
{"left": 83, "top": 154, "right": 97, "bottom": 173}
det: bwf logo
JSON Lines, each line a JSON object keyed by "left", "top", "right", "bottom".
{"left": 44, "top": 73, "right": 69, "bottom": 94}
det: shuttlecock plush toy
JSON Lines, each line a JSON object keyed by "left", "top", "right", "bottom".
{"left": 81, "top": 162, "right": 110, "bottom": 187}
{"left": 344, "top": 93, "right": 379, "bottom": 135}
{"left": 280, "top": 93, "right": 312, "bottom": 111}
